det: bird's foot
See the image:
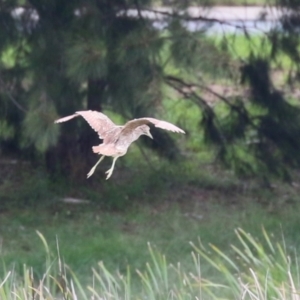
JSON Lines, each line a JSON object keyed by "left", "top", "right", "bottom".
{"left": 87, "top": 155, "right": 105, "bottom": 179}
{"left": 105, "top": 168, "right": 113, "bottom": 180}
{"left": 87, "top": 166, "right": 96, "bottom": 178}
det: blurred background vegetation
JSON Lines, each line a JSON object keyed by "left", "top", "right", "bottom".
{"left": 1, "top": 0, "right": 300, "bottom": 298}
{"left": 2, "top": 0, "right": 300, "bottom": 181}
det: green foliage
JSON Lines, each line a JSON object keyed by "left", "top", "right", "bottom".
{"left": 0, "top": 171, "right": 55, "bottom": 207}
{"left": 1, "top": 228, "right": 299, "bottom": 299}
{"left": 169, "top": 25, "right": 232, "bottom": 79}
{"left": 1, "top": 46, "right": 16, "bottom": 68}
{"left": 2, "top": 0, "right": 300, "bottom": 182}
{"left": 3, "top": 159, "right": 300, "bottom": 284}
{"left": 22, "top": 97, "right": 60, "bottom": 152}
{"left": 178, "top": 29, "right": 300, "bottom": 181}
{"left": 0, "top": 120, "right": 14, "bottom": 140}
{"left": 192, "top": 227, "right": 300, "bottom": 299}
{"left": 0, "top": 0, "right": 191, "bottom": 172}
{"left": 65, "top": 36, "right": 107, "bottom": 82}
{"left": 229, "top": 56, "right": 300, "bottom": 180}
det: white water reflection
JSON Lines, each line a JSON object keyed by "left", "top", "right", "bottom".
{"left": 189, "top": 20, "right": 276, "bottom": 34}
{"left": 125, "top": 6, "right": 282, "bottom": 34}
{"left": 153, "top": 19, "right": 278, "bottom": 34}
{"left": 12, "top": 6, "right": 281, "bottom": 34}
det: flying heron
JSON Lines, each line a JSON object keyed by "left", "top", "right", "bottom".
{"left": 54, "top": 110, "right": 185, "bottom": 179}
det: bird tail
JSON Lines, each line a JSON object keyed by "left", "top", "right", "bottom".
{"left": 92, "top": 145, "right": 102, "bottom": 153}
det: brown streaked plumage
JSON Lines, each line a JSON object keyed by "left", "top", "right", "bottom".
{"left": 54, "top": 110, "right": 185, "bottom": 179}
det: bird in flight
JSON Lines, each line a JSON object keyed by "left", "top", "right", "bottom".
{"left": 54, "top": 110, "right": 185, "bottom": 179}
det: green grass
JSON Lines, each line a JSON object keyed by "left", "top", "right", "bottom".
{"left": 0, "top": 226, "right": 299, "bottom": 299}
{"left": 1, "top": 144, "right": 300, "bottom": 298}
{"left": 1, "top": 163, "right": 300, "bottom": 290}
{"left": 214, "top": 33, "right": 295, "bottom": 72}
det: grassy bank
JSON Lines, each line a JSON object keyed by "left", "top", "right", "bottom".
{"left": 1, "top": 133, "right": 300, "bottom": 298}
{"left": 1, "top": 196, "right": 300, "bottom": 298}
{"left": 1, "top": 161, "right": 300, "bottom": 290}
{"left": 1, "top": 227, "right": 298, "bottom": 299}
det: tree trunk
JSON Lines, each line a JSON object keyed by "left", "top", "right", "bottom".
{"left": 45, "top": 79, "right": 106, "bottom": 179}
{"left": 78, "top": 78, "right": 106, "bottom": 165}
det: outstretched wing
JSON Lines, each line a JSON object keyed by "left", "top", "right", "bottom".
{"left": 54, "top": 114, "right": 79, "bottom": 123}
{"left": 122, "top": 117, "right": 185, "bottom": 135}
{"left": 55, "top": 110, "right": 117, "bottom": 139}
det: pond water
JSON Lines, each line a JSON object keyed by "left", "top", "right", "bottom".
{"left": 128, "top": 6, "right": 281, "bottom": 34}
{"left": 153, "top": 19, "right": 278, "bottom": 34}
{"left": 12, "top": 6, "right": 281, "bottom": 35}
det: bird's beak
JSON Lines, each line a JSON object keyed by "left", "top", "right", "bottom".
{"left": 147, "top": 132, "right": 153, "bottom": 139}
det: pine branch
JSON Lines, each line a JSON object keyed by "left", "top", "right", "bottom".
{"left": 0, "top": 78, "right": 27, "bottom": 113}
{"left": 164, "top": 75, "right": 211, "bottom": 110}
{"left": 164, "top": 75, "right": 227, "bottom": 146}
{"left": 165, "top": 75, "right": 260, "bottom": 132}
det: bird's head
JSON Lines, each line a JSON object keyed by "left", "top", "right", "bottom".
{"left": 140, "top": 125, "right": 153, "bottom": 139}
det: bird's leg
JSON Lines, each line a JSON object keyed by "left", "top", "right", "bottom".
{"left": 87, "top": 155, "right": 105, "bottom": 178}
{"left": 105, "top": 156, "right": 119, "bottom": 180}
